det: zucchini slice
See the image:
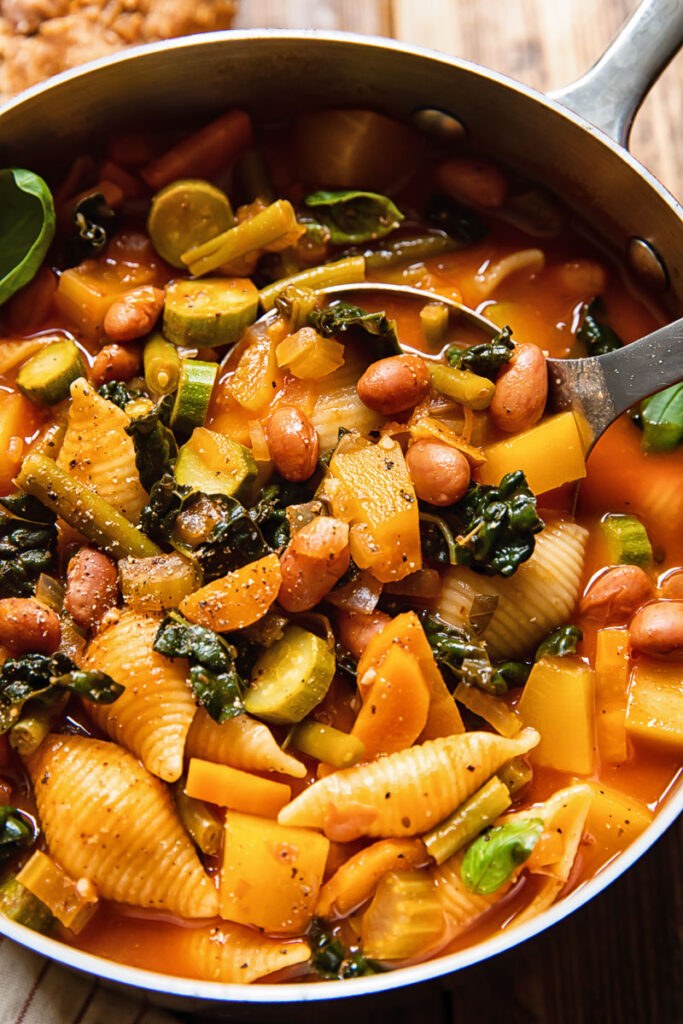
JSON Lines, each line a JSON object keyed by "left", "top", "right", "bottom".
{"left": 601, "top": 513, "right": 653, "bottom": 569}
{"left": 163, "top": 277, "right": 259, "bottom": 347}
{"left": 147, "top": 179, "right": 234, "bottom": 269}
{"left": 170, "top": 359, "right": 218, "bottom": 437}
{"left": 175, "top": 426, "right": 257, "bottom": 501}
{"left": 16, "top": 339, "right": 85, "bottom": 405}
{"left": 244, "top": 625, "right": 335, "bottom": 724}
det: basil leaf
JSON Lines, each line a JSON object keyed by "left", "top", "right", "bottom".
{"left": 304, "top": 189, "right": 404, "bottom": 244}
{"left": 0, "top": 169, "right": 55, "bottom": 306}
{"left": 461, "top": 818, "right": 544, "bottom": 894}
{"left": 535, "top": 624, "right": 583, "bottom": 659}
{"left": 640, "top": 382, "right": 683, "bottom": 452}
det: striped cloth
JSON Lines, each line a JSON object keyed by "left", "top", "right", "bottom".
{"left": 0, "top": 935, "right": 181, "bottom": 1024}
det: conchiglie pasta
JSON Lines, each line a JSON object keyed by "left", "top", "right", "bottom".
{"left": 278, "top": 727, "right": 539, "bottom": 839}
{"left": 185, "top": 709, "right": 306, "bottom": 779}
{"left": 25, "top": 734, "right": 218, "bottom": 918}
{"left": 57, "top": 377, "right": 148, "bottom": 522}
{"left": 310, "top": 350, "right": 383, "bottom": 450}
{"left": 437, "top": 519, "right": 588, "bottom": 659}
{"left": 84, "top": 610, "right": 196, "bottom": 783}
{"left": 431, "top": 851, "right": 506, "bottom": 935}
{"left": 178, "top": 924, "right": 310, "bottom": 983}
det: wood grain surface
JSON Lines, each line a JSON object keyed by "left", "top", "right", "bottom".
{"left": 222, "top": 4, "right": 682, "bottom": 1023}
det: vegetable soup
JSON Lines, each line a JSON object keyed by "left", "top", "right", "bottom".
{"left": 0, "top": 107, "right": 681, "bottom": 985}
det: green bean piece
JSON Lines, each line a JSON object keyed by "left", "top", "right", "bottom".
{"left": 17, "top": 453, "right": 162, "bottom": 559}
{"left": 0, "top": 875, "right": 54, "bottom": 932}
{"left": 182, "top": 199, "right": 299, "bottom": 277}
{"left": 422, "top": 776, "right": 511, "bottom": 865}
{"left": 363, "top": 233, "right": 457, "bottom": 269}
{"left": 259, "top": 256, "right": 366, "bottom": 311}
{"left": 237, "top": 149, "right": 275, "bottom": 204}
{"left": 143, "top": 332, "right": 181, "bottom": 397}
{"left": 174, "top": 784, "right": 222, "bottom": 856}
{"left": 429, "top": 363, "right": 496, "bottom": 410}
{"left": 420, "top": 302, "right": 450, "bottom": 347}
{"left": 9, "top": 696, "right": 68, "bottom": 757}
{"left": 289, "top": 720, "right": 366, "bottom": 769}
{"left": 497, "top": 757, "right": 533, "bottom": 796}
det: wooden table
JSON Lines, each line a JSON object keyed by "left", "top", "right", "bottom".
{"left": 224, "top": 4, "right": 683, "bottom": 1023}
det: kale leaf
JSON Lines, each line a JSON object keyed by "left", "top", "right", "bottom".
{"left": 124, "top": 397, "right": 178, "bottom": 492}
{"left": 154, "top": 611, "right": 244, "bottom": 723}
{"left": 535, "top": 624, "right": 583, "bottom": 659}
{"left": 307, "top": 301, "right": 399, "bottom": 356}
{"left": 419, "top": 611, "right": 500, "bottom": 694}
{"left": 97, "top": 380, "right": 142, "bottom": 410}
{"left": 0, "top": 493, "right": 56, "bottom": 599}
{"left": 248, "top": 476, "right": 312, "bottom": 549}
{"left": 0, "top": 807, "right": 38, "bottom": 868}
{"left": 65, "top": 191, "right": 118, "bottom": 266}
{"left": 0, "top": 651, "right": 122, "bottom": 734}
{"left": 446, "top": 326, "right": 514, "bottom": 378}
{"left": 304, "top": 189, "right": 404, "bottom": 245}
{"left": 420, "top": 470, "right": 544, "bottom": 577}
{"left": 308, "top": 918, "right": 381, "bottom": 980}
{"left": 577, "top": 298, "right": 623, "bottom": 356}
{"left": 425, "top": 193, "right": 488, "bottom": 246}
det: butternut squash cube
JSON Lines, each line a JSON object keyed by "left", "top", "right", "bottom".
{"left": 325, "top": 434, "right": 421, "bottom": 582}
{"left": 517, "top": 656, "right": 595, "bottom": 774}
{"left": 575, "top": 779, "right": 653, "bottom": 864}
{"left": 219, "top": 810, "right": 329, "bottom": 934}
{"left": 55, "top": 262, "right": 157, "bottom": 340}
{"left": 626, "top": 659, "right": 683, "bottom": 752}
{"left": 477, "top": 411, "right": 586, "bottom": 495}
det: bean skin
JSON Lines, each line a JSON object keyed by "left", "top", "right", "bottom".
{"left": 580, "top": 565, "right": 654, "bottom": 626}
{"left": 279, "top": 517, "right": 350, "bottom": 612}
{"left": 64, "top": 548, "right": 119, "bottom": 632}
{"left": 435, "top": 156, "right": 508, "bottom": 209}
{"left": 91, "top": 343, "right": 142, "bottom": 386}
{"left": 659, "top": 569, "right": 683, "bottom": 600}
{"left": 406, "top": 440, "right": 471, "bottom": 506}
{"left": 103, "top": 285, "right": 165, "bottom": 342}
{"left": 490, "top": 343, "right": 547, "bottom": 434}
{"left": 629, "top": 600, "right": 683, "bottom": 657}
{"left": 357, "top": 355, "right": 431, "bottom": 416}
{"left": 268, "top": 405, "right": 319, "bottom": 482}
{"left": 0, "top": 598, "right": 60, "bottom": 655}
{"left": 336, "top": 609, "right": 391, "bottom": 661}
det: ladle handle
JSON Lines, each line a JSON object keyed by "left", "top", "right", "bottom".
{"left": 549, "top": 0, "right": 683, "bottom": 147}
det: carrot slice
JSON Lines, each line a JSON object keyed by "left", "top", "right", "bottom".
{"left": 186, "top": 758, "right": 291, "bottom": 818}
{"left": 141, "top": 109, "right": 253, "bottom": 190}
{"left": 351, "top": 644, "right": 430, "bottom": 757}
{"left": 317, "top": 837, "right": 428, "bottom": 918}
{"left": 179, "top": 553, "right": 281, "bottom": 631}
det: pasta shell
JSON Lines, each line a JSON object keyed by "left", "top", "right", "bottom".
{"left": 57, "top": 377, "right": 148, "bottom": 522}
{"left": 84, "top": 610, "right": 195, "bottom": 783}
{"left": 505, "top": 782, "right": 593, "bottom": 883}
{"left": 310, "top": 349, "right": 383, "bottom": 450}
{"left": 437, "top": 519, "right": 588, "bottom": 659}
{"left": 431, "top": 851, "right": 504, "bottom": 935}
{"left": 278, "top": 728, "right": 539, "bottom": 839}
{"left": 25, "top": 734, "right": 218, "bottom": 918}
{"left": 186, "top": 709, "right": 306, "bottom": 779}
{"left": 178, "top": 923, "right": 309, "bottom": 983}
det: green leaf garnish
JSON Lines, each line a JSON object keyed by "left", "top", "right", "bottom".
{"left": 461, "top": 818, "right": 544, "bottom": 895}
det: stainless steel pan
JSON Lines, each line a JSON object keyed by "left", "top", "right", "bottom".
{"left": 0, "top": 0, "right": 681, "bottom": 1014}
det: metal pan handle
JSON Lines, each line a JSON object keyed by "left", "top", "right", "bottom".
{"left": 549, "top": 0, "right": 683, "bottom": 148}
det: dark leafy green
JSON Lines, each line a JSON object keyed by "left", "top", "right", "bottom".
{"left": 0, "top": 493, "right": 56, "bottom": 599}
{"left": 0, "top": 651, "right": 122, "bottom": 734}
{"left": 154, "top": 611, "right": 244, "bottom": 723}
{"left": 639, "top": 383, "right": 683, "bottom": 452}
{"left": 125, "top": 397, "right": 178, "bottom": 492}
{"left": 535, "top": 624, "right": 583, "bottom": 659}
{"left": 461, "top": 818, "right": 544, "bottom": 894}
{"left": 577, "top": 298, "right": 623, "bottom": 356}
{"left": 0, "top": 169, "right": 56, "bottom": 307}
{"left": 97, "top": 380, "right": 142, "bottom": 410}
{"left": 492, "top": 660, "right": 531, "bottom": 691}
{"left": 419, "top": 611, "right": 499, "bottom": 694}
{"left": 319, "top": 427, "right": 352, "bottom": 470}
{"left": 307, "top": 301, "right": 399, "bottom": 355}
{"left": 308, "top": 919, "right": 382, "bottom": 980}
{"left": 0, "top": 807, "right": 37, "bottom": 868}
{"left": 304, "top": 189, "right": 404, "bottom": 245}
{"left": 420, "top": 470, "right": 544, "bottom": 577}
{"left": 446, "top": 327, "right": 514, "bottom": 379}
{"left": 65, "top": 191, "right": 117, "bottom": 266}
{"left": 424, "top": 193, "right": 487, "bottom": 246}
